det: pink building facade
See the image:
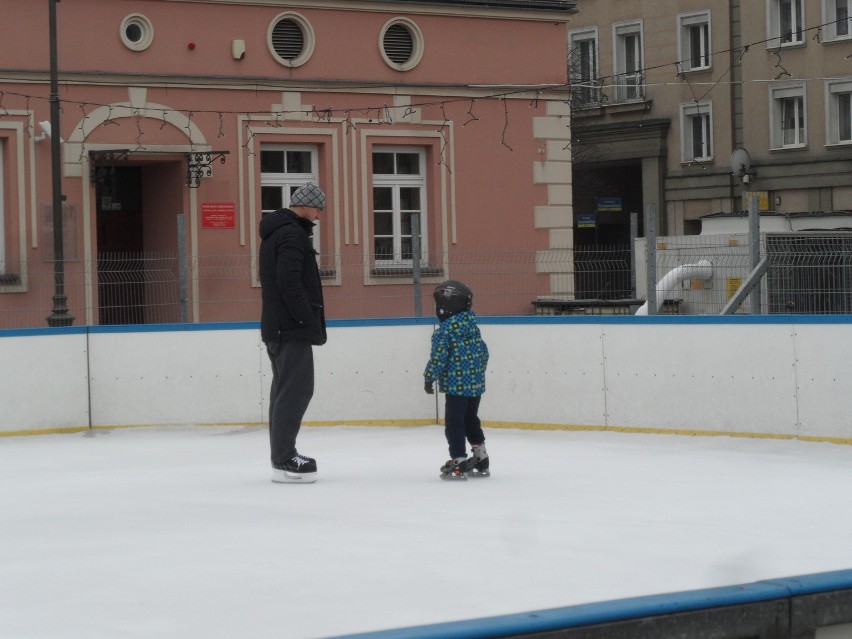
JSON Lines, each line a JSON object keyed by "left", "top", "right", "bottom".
{"left": 0, "top": 0, "right": 576, "bottom": 327}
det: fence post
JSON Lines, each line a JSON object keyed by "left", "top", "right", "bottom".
{"left": 748, "top": 195, "right": 761, "bottom": 314}
{"left": 630, "top": 211, "right": 638, "bottom": 298}
{"left": 411, "top": 213, "right": 422, "bottom": 318}
{"left": 177, "top": 214, "right": 189, "bottom": 323}
{"left": 645, "top": 203, "right": 657, "bottom": 315}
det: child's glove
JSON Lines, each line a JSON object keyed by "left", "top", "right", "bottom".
{"left": 424, "top": 380, "right": 434, "bottom": 394}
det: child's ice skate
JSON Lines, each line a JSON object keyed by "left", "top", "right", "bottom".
{"left": 467, "top": 444, "right": 490, "bottom": 478}
{"left": 439, "top": 457, "right": 468, "bottom": 481}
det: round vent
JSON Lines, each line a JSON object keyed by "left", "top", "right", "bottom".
{"left": 119, "top": 14, "right": 154, "bottom": 51}
{"left": 271, "top": 18, "right": 304, "bottom": 61}
{"left": 268, "top": 12, "right": 314, "bottom": 67}
{"left": 379, "top": 18, "right": 423, "bottom": 71}
{"left": 383, "top": 24, "right": 413, "bottom": 64}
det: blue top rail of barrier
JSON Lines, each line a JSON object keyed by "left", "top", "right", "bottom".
{"left": 328, "top": 569, "right": 852, "bottom": 639}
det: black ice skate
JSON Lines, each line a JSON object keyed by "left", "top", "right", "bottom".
{"left": 467, "top": 444, "right": 490, "bottom": 478}
{"left": 271, "top": 453, "right": 318, "bottom": 483}
{"left": 439, "top": 457, "right": 468, "bottom": 481}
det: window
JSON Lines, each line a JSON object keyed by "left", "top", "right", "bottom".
{"left": 768, "top": 0, "right": 804, "bottom": 46}
{"left": 119, "top": 14, "right": 153, "bottom": 51}
{"left": 770, "top": 84, "right": 807, "bottom": 148}
{"left": 260, "top": 145, "right": 322, "bottom": 250}
{"left": 678, "top": 11, "right": 711, "bottom": 72}
{"left": 826, "top": 79, "right": 852, "bottom": 144}
{"left": 823, "top": 0, "right": 852, "bottom": 39}
{"left": 268, "top": 13, "right": 315, "bottom": 67}
{"left": 613, "top": 21, "right": 644, "bottom": 102}
{"left": 680, "top": 102, "right": 713, "bottom": 162}
{"left": 379, "top": 18, "right": 424, "bottom": 71}
{"left": 569, "top": 28, "right": 601, "bottom": 107}
{"left": 372, "top": 148, "right": 426, "bottom": 265}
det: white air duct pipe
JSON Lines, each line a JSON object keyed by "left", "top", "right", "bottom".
{"left": 635, "top": 260, "right": 712, "bottom": 315}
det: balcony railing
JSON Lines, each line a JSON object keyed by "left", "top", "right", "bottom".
{"left": 569, "top": 78, "right": 604, "bottom": 109}
{"left": 613, "top": 72, "right": 645, "bottom": 103}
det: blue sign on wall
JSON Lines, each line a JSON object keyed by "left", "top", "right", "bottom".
{"left": 596, "top": 197, "right": 623, "bottom": 212}
{"left": 577, "top": 214, "right": 597, "bottom": 228}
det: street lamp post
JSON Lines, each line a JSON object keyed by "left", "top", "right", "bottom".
{"left": 46, "top": 0, "right": 73, "bottom": 326}
{"left": 730, "top": 147, "right": 759, "bottom": 315}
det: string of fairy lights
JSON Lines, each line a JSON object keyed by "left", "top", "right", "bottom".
{"left": 0, "top": 14, "right": 849, "bottom": 162}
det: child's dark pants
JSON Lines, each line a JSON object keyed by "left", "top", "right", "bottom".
{"left": 444, "top": 393, "right": 485, "bottom": 459}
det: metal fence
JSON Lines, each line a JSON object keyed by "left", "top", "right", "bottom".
{"left": 2, "top": 235, "right": 850, "bottom": 329}
{"left": 766, "top": 234, "right": 852, "bottom": 314}
{"left": 644, "top": 232, "right": 852, "bottom": 315}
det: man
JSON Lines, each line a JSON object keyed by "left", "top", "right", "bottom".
{"left": 259, "top": 182, "right": 327, "bottom": 483}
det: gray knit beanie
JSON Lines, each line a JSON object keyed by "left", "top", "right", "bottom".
{"left": 289, "top": 182, "right": 326, "bottom": 210}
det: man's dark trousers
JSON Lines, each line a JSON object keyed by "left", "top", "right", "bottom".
{"left": 267, "top": 339, "right": 314, "bottom": 467}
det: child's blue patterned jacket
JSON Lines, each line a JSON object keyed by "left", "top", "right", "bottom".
{"left": 424, "top": 310, "right": 489, "bottom": 396}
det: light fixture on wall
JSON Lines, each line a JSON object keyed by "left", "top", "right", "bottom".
{"left": 231, "top": 39, "right": 246, "bottom": 60}
{"left": 33, "top": 120, "right": 63, "bottom": 143}
{"left": 33, "top": 120, "right": 52, "bottom": 142}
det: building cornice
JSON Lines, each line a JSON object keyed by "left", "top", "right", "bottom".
{"left": 1, "top": 69, "right": 568, "bottom": 101}
{"left": 156, "top": 0, "right": 576, "bottom": 21}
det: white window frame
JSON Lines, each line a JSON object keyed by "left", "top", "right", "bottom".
{"left": 371, "top": 146, "right": 427, "bottom": 266}
{"left": 768, "top": 0, "right": 805, "bottom": 47}
{"left": 260, "top": 144, "right": 321, "bottom": 251}
{"left": 569, "top": 27, "right": 600, "bottom": 106}
{"left": 770, "top": 83, "right": 807, "bottom": 149}
{"left": 680, "top": 102, "right": 714, "bottom": 162}
{"left": 678, "top": 11, "right": 712, "bottom": 72}
{"left": 613, "top": 21, "right": 644, "bottom": 103}
{"left": 825, "top": 78, "right": 852, "bottom": 145}
{"left": 822, "top": 0, "right": 852, "bottom": 40}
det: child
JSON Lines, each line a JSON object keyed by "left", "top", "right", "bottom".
{"left": 423, "top": 280, "right": 490, "bottom": 480}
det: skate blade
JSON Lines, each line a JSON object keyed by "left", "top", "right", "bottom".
{"left": 468, "top": 469, "right": 490, "bottom": 478}
{"left": 271, "top": 469, "right": 318, "bottom": 484}
{"left": 439, "top": 472, "right": 467, "bottom": 481}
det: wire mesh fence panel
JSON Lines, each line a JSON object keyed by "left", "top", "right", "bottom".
{"left": 2, "top": 237, "right": 851, "bottom": 329}
{"left": 97, "top": 253, "right": 181, "bottom": 325}
{"left": 766, "top": 234, "right": 852, "bottom": 314}
{"left": 649, "top": 235, "right": 753, "bottom": 315}
{"left": 648, "top": 232, "right": 852, "bottom": 315}
{"left": 574, "top": 245, "right": 633, "bottom": 300}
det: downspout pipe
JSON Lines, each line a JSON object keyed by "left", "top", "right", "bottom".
{"left": 635, "top": 260, "right": 713, "bottom": 315}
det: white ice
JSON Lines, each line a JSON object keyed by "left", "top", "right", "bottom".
{"left": 2, "top": 424, "right": 852, "bottom": 639}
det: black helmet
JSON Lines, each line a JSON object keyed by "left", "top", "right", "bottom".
{"left": 433, "top": 280, "right": 473, "bottom": 320}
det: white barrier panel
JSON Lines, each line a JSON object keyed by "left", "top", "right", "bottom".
{"left": 88, "top": 327, "right": 265, "bottom": 427}
{"left": 0, "top": 330, "right": 90, "bottom": 432}
{"left": 794, "top": 324, "right": 852, "bottom": 440}
{"left": 1, "top": 318, "right": 850, "bottom": 441}
{"left": 600, "top": 323, "right": 799, "bottom": 436}
{"left": 480, "top": 323, "right": 608, "bottom": 426}
{"left": 306, "top": 324, "right": 437, "bottom": 423}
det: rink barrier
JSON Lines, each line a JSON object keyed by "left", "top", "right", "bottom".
{"left": 1, "top": 315, "right": 851, "bottom": 440}
{"left": 328, "top": 569, "right": 852, "bottom": 639}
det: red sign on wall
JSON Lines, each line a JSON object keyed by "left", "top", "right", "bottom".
{"left": 201, "top": 202, "right": 236, "bottom": 229}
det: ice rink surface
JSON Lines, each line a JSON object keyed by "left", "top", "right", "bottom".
{"left": 2, "top": 424, "right": 852, "bottom": 639}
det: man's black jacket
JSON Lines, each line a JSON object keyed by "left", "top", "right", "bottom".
{"left": 259, "top": 208, "right": 327, "bottom": 346}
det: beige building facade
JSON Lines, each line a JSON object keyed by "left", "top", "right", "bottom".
{"left": 568, "top": 0, "right": 852, "bottom": 239}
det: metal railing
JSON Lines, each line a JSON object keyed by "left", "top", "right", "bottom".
{"left": 613, "top": 72, "right": 645, "bottom": 102}
{"left": 2, "top": 236, "right": 851, "bottom": 329}
{"left": 644, "top": 232, "right": 852, "bottom": 315}
{"left": 569, "top": 79, "right": 605, "bottom": 109}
